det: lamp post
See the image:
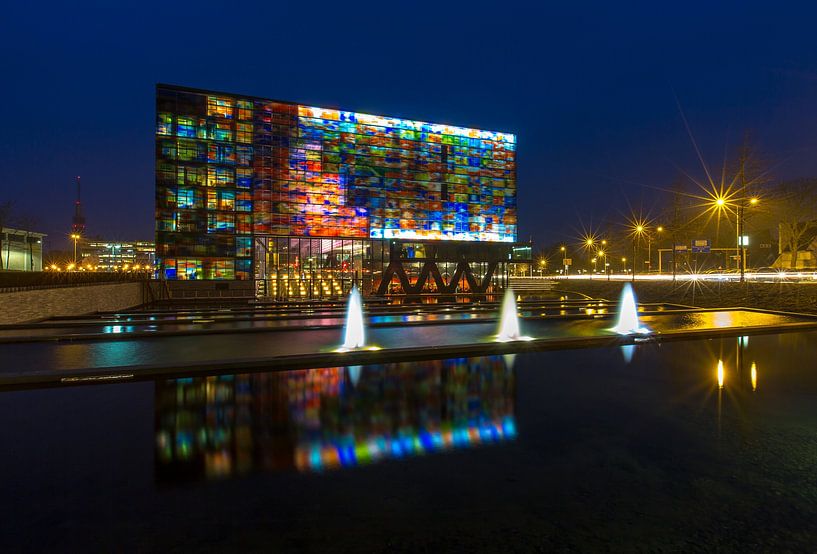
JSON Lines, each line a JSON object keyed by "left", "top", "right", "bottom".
{"left": 712, "top": 196, "right": 758, "bottom": 283}
{"left": 560, "top": 245, "right": 567, "bottom": 277}
{"left": 591, "top": 257, "right": 597, "bottom": 274}
{"left": 632, "top": 225, "right": 645, "bottom": 283}
{"left": 70, "top": 233, "right": 81, "bottom": 265}
{"left": 621, "top": 257, "right": 627, "bottom": 274}
{"left": 738, "top": 197, "right": 759, "bottom": 282}
{"left": 598, "top": 249, "right": 607, "bottom": 281}
{"left": 655, "top": 226, "right": 664, "bottom": 273}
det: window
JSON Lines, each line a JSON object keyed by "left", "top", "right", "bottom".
{"left": 219, "top": 191, "right": 235, "bottom": 211}
{"left": 178, "top": 140, "right": 206, "bottom": 162}
{"left": 177, "top": 188, "right": 196, "bottom": 209}
{"left": 236, "top": 167, "right": 252, "bottom": 188}
{"left": 236, "top": 191, "right": 252, "bottom": 212}
{"left": 236, "top": 237, "right": 252, "bottom": 257}
{"left": 208, "top": 144, "right": 235, "bottom": 164}
{"left": 236, "top": 145, "right": 253, "bottom": 166}
{"left": 235, "top": 258, "right": 251, "bottom": 280}
{"left": 207, "top": 96, "right": 234, "bottom": 119}
{"left": 157, "top": 113, "right": 173, "bottom": 135}
{"left": 209, "top": 120, "right": 233, "bottom": 141}
{"left": 157, "top": 211, "right": 176, "bottom": 231}
{"left": 208, "top": 213, "right": 234, "bottom": 232}
{"left": 204, "top": 259, "right": 234, "bottom": 279}
{"left": 176, "top": 116, "right": 197, "bottom": 138}
{"left": 177, "top": 259, "right": 203, "bottom": 280}
{"left": 177, "top": 165, "right": 206, "bottom": 186}
{"left": 236, "top": 122, "right": 252, "bottom": 143}
{"left": 160, "top": 140, "right": 176, "bottom": 160}
{"left": 237, "top": 100, "right": 253, "bottom": 121}
{"left": 236, "top": 213, "right": 252, "bottom": 234}
{"left": 206, "top": 166, "right": 234, "bottom": 187}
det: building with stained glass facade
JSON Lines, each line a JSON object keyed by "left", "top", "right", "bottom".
{"left": 156, "top": 84, "right": 529, "bottom": 297}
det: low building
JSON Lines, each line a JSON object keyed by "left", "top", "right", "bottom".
{"left": 81, "top": 241, "right": 156, "bottom": 271}
{"left": 0, "top": 227, "right": 46, "bottom": 271}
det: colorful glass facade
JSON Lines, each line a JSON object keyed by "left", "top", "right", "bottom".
{"left": 156, "top": 85, "right": 517, "bottom": 283}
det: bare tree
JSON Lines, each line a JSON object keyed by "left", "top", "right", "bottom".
{"left": 769, "top": 179, "right": 817, "bottom": 269}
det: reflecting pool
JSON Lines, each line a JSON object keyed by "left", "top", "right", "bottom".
{"left": 2, "top": 331, "right": 817, "bottom": 551}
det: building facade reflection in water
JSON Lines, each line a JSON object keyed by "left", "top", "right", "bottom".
{"left": 155, "top": 356, "right": 516, "bottom": 481}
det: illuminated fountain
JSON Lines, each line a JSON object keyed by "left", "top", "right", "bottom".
{"left": 338, "top": 287, "right": 366, "bottom": 351}
{"left": 611, "top": 283, "right": 650, "bottom": 335}
{"left": 496, "top": 289, "right": 532, "bottom": 342}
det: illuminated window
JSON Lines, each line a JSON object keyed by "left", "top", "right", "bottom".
{"left": 236, "top": 214, "right": 252, "bottom": 234}
{"left": 207, "top": 96, "right": 234, "bottom": 119}
{"left": 209, "top": 120, "right": 233, "bottom": 141}
{"left": 157, "top": 113, "right": 173, "bottom": 135}
{"left": 236, "top": 145, "right": 253, "bottom": 166}
{"left": 204, "top": 259, "right": 234, "bottom": 279}
{"left": 236, "top": 168, "right": 252, "bottom": 188}
{"left": 235, "top": 258, "right": 251, "bottom": 280}
{"left": 236, "top": 122, "right": 252, "bottom": 143}
{"left": 178, "top": 140, "right": 206, "bottom": 162}
{"left": 236, "top": 237, "right": 252, "bottom": 257}
{"left": 237, "top": 100, "right": 252, "bottom": 121}
{"left": 157, "top": 211, "right": 176, "bottom": 231}
{"left": 236, "top": 191, "right": 252, "bottom": 212}
{"left": 176, "top": 116, "right": 197, "bottom": 138}
{"left": 178, "top": 188, "right": 196, "bottom": 209}
{"left": 208, "top": 213, "right": 234, "bottom": 232}
{"left": 177, "top": 165, "right": 206, "bottom": 185}
{"left": 206, "top": 166, "right": 234, "bottom": 187}
{"left": 219, "top": 191, "right": 235, "bottom": 211}
{"left": 160, "top": 140, "right": 176, "bottom": 160}
{"left": 208, "top": 144, "right": 235, "bottom": 164}
{"left": 177, "top": 259, "right": 203, "bottom": 280}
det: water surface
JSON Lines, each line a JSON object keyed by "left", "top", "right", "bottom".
{"left": 2, "top": 331, "right": 816, "bottom": 551}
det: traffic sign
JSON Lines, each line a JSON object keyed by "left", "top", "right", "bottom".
{"left": 563, "top": 258, "right": 572, "bottom": 266}
{"left": 691, "top": 239, "right": 711, "bottom": 253}
{"left": 674, "top": 244, "right": 688, "bottom": 252}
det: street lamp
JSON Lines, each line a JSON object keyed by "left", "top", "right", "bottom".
{"left": 70, "top": 233, "right": 81, "bottom": 264}
{"left": 710, "top": 195, "right": 759, "bottom": 282}
{"left": 631, "top": 224, "right": 646, "bottom": 282}
{"left": 560, "top": 245, "right": 567, "bottom": 277}
{"left": 598, "top": 249, "right": 608, "bottom": 281}
{"left": 621, "top": 257, "right": 627, "bottom": 273}
{"left": 591, "top": 257, "right": 597, "bottom": 274}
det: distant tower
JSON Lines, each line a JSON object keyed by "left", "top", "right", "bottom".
{"left": 71, "top": 175, "right": 86, "bottom": 235}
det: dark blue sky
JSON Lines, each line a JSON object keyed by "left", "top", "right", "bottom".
{"left": 3, "top": 1, "right": 817, "bottom": 250}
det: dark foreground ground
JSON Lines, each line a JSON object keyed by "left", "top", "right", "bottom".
{"left": 554, "top": 279, "right": 817, "bottom": 314}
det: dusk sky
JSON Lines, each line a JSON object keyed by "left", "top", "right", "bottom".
{"left": 4, "top": 1, "right": 817, "bottom": 250}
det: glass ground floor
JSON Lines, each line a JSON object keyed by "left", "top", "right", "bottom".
{"left": 254, "top": 236, "right": 530, "bottom": 299}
